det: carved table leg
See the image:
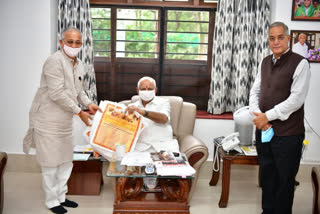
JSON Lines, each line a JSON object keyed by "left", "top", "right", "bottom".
{"left": 115, "top": 177, "right": 143, "bottom": 203}
{"left": 115, "top": 177, "right": 127, "bottom": 203}
{"left": 160, "top": 179, "right": 190, "bottom": 202}
{"left": 219, "top": 158, "right": 231, "bottom": 208}
{"left": 124, "top": 177, "right": 143, "bottom": 199}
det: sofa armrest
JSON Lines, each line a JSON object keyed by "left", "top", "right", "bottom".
{"left": 178, "top": 135, "right": 208, "bottom": 201}
{"left": 178, "top": 135, "right": 208, "bottom": 171}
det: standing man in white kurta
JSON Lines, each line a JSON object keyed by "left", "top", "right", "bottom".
{"left": 23, "top": 28, "right": 101, "bottom": 214}
{"left": 126, "top": 76, "right": 179, "bottom": 153}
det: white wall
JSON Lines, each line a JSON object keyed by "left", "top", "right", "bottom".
{"left": 0, "top": 0, "right": 57, "bottom": 153}
{"left": 51, "top": 0, "right": 58, "bottom": 53}
{"left": 0, "top": 0, "right": 319, "bottom": 163}
{"left": 194, "top": 119, "right": 235, "bottom": 160}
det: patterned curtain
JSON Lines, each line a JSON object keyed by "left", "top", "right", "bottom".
{"left": 207, "top": 0, "right": 270, "bottom": 114}
{"left": 57, "top": 0, "right": 97, "bottom": 104}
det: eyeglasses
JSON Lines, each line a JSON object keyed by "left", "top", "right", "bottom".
{"left": 64, "top": 40, "right": 82, "bottom": 46}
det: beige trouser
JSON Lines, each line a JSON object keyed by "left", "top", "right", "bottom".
{"left": 41, "top": 162, "right": 73, "bottom": 208}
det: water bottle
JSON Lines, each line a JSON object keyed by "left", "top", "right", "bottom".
{"left": 115, "top": 143, "right": 126, "bottom": 172}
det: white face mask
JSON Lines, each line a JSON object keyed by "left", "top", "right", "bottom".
{"left": 139, "top": 90, "right": 155, "bottom": 102}
{"left": 63, "top": 44, "right": 81, "bottom": 57}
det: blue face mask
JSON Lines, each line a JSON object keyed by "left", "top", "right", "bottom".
{"left": 261, "top": 127, "right": 274, "bottom": 143}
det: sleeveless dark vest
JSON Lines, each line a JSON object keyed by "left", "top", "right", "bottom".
{"left": 259, "top": 50, "right": 305, "bottom": 136}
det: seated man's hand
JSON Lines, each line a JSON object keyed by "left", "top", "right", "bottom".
{"left": 79, "top": 111, "right": 93, "bottom": 126}
{"left": 125, "top": 105, "right": 167, "bottom": 124}
{"left": 88, "top": 103, "right": 102, "bottom": 114}
{"left": 126, "top": 105, "right": 144, "bottom": 115}
{"left": 126, "top": 105, "right": 138, "bottom": 114}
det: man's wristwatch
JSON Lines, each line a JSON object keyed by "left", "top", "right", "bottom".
{"left": 144, "top": 110, "right": 149, "bottom": 117}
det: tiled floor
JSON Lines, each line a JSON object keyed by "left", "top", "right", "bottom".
{"left": 3, "top": 161, "right": 315, "bottom": 214}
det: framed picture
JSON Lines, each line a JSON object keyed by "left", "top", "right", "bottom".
{"left": 290, "top": 30, "right": 320, "bottom": 63}
{"left": 291, "top": 0, "right": 320, "bottom": 21}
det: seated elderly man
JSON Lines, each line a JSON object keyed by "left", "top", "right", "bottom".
{"left": 292, "top": 33, "right": 309, "bottom": 58}
{"left": 126, "top": 76, "right": 179, "bottom": 153}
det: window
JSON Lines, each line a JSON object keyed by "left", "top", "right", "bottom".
{"left": 91, "top": 3, "right": 216, "bottom": 110}
{"left": 116, "top": 9, "right": 160, "bottom": 58}
{"left": 91, "top": 8, "right": 111, "bottom": 57}
{"left": 166, "top": 10, "right": 209, "bottom": 60}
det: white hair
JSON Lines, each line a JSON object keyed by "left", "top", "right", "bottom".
{"left": 298, "top": 33, "right": 306, "bottom": 38}
{"left": 269, "top": 22, "right": 289, "bottom": 35}
{"left": 137, "top": 76, "right": 157, "bottom": 88}
{"left": 60, "top": 27, "right": 82, "bottom": 40}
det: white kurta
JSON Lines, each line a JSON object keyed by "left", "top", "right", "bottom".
{"left": 132, "top": 97, "right": 179, "bottom": 153}
{"left": 23, "top": 50, "right": 91, "bottom": 167}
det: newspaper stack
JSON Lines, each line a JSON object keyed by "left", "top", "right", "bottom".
{"left": 151, "top": 151, "right": 195, "bottom": 177}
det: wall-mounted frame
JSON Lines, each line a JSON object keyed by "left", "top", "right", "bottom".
{"left": 290, "top": 30, "right": 320, "bottom": 63}
{"left": 291, "top": 0, "right": 320, "bottom": 21}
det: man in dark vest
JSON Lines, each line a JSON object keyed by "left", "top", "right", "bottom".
{"left": 249, "top": 22, "right": 311, "bottom": 214}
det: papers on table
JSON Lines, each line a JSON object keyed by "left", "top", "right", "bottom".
{"left": 154, "top": 161, "right": 195, "bottom": 177}
{"left": 118, "top": 151, "right": 196, "bottom": 177}
{"left": 73, "top": 144, "right": 93, "bottom": 153}
{"left": 121, "top": 152, "right": 152, "bottom": 166}
{"left": 73, "top": 153, "right": 91, "bottom": 161}
{"left": 240, "top": 145, "right": 257, "bottom": 156}
{"left": 151, "top": 152, "right": 195, "bottom": 177}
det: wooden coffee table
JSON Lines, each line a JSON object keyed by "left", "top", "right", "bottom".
{"left": 209, "top": 144, "right": 259, "bottom": 208}
{"left": 107, "top": 161, "right": 193, "bottom": 214}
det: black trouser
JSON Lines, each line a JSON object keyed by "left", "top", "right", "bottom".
{"left": 256, "top": 130, "right": 304, "bottom": 214}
